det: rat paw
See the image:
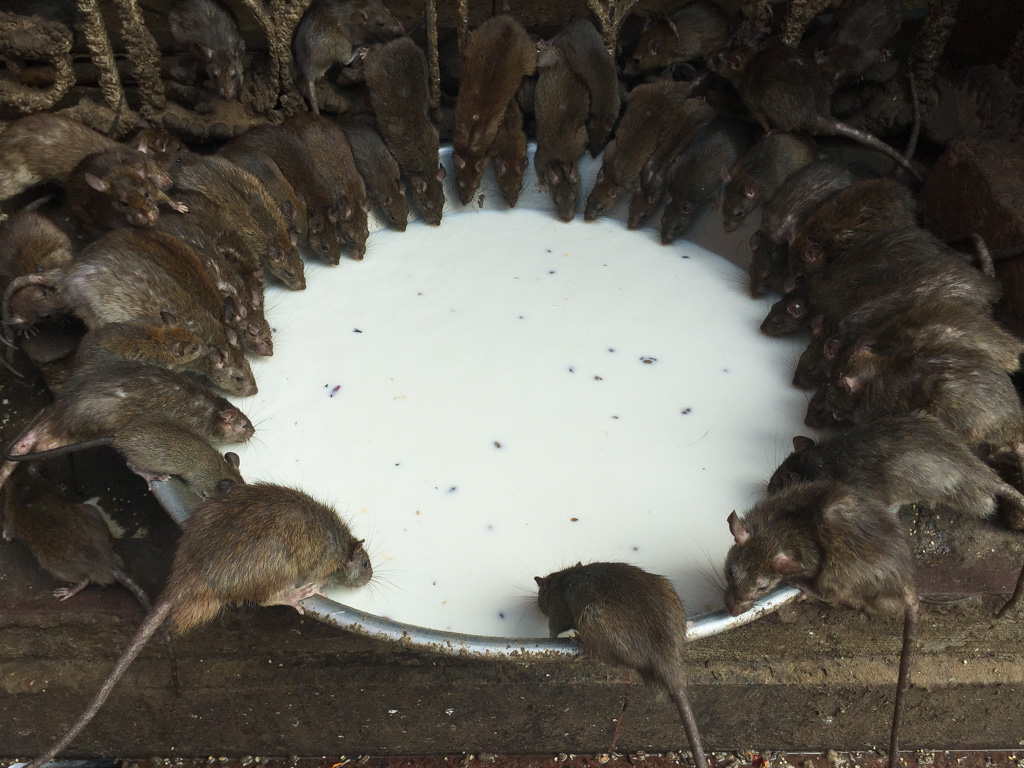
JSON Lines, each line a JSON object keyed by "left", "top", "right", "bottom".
{"left": 172, "top": 201, "right": 189, "bottom": 213}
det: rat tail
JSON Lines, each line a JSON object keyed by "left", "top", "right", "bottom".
{"left": 660, "top": 665, "right": 709, "bottom": 768}
{"left": 890, "top": 594, "right": 919, "bottom": 768}
{"left": 5, "top": 436, "right": 113, "bottom": 462}
{"left": 820, "top": 118, "right": 922, "bottom": 182}
{"left": 113, "top": 568, "right": 181, "bottom": 696}
{"left": 24, "top": 599, "right": 174, "bottom": 768}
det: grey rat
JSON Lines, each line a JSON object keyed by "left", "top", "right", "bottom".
{"left": 293, "top": 0, "right": 403, "bottom": 114}
{"left": 724, "top": 481, "right": 916, "bottom": 766}
{"left": 627, "top": 1, "right": 732, "bottom": 75}
{"left": 660, "top": 118, "right": 759, "bottom": 245}
{"left": 748, "top": 160, "right": 856, "bottom": 297}
{"left": 551, "top": 17, "right": 620, "bottom": 156}
{"left": 363, "top": 37, "right": 447, "bottom": 225}
{"left": 168, "top": 0, "right": 245, "bottom": 101}
{"left": 337, "top": 116, "right": 409, "bottom": 231}
{"left": 452, "top": 15, "right": 537, "bottom": 206}
{"left": 787, "top": 177, "right": 917, "bottom": 278}
{"left": 535, "top": 561, "right": 708, "bottom": 768}
{"left": 534, "top": 41, "right": 590, "bottom": 222}
{"left": 22, "top": 481, "right": 373, "bottom": 768}
{"left": 711, "top": 43, "right": 921, "bottom": 180}
{"left": 284, "top": 113, "right": 372, "bottom": 260}
{"left": 768, "top": 414, "right": 1024, "bottom": 528}
{"left": 2, "top": 463, "right": 180, "bottom": 693}
{"left": 720, "top": 131, "right": 816, "bottom": 233}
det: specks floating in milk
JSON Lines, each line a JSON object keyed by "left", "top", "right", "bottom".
{"left": 227, "top": 210, "right": 812, "bottom": 637}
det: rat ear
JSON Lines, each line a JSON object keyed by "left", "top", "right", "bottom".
{"left": 267, "top": 244, "right": 284, "bottom": 262}
{"left": 160, "top": 310, "right": 178, "bottom": 326}
{"left": 225, "top": 327, "right": 239, "bottom": 347}
{"left": 170, "top": 339, "right": 189, "bottom": 358}
{"left": 219, "top": 408, "right": 240, "bottom": 426}
{"left": 547, "top": 167, "right": 560, "bottom": 186}
{"left": 792, "top": 435, "right": 815, "bottom": 453}
{"left": 772, "top": 553, "right": 805, "bottom": 576}
{"left": 595, "top": 167, "right": 605, "bottom": 184}
{"left": 350, "top": 9, "right": 368, "bottom": 25}
{"left": 853, "top": 335, "right": 876, "bottom": 354}
{"left": 208, "top": 345, "right": 227, "bottom": 367}
{"left": 361, "top": 197, "right": 372, "bottom": 214}
{"left": 719, "top": 166, "right": 731, "bottom": 183}
{"left": 282, "top": 200, "right": 294, "bottom": 221}
{"left": 290, "top": 229, "right": 300, "bottom": 247}
{"left": 474, "top": 158, "right": 485, "bottom": 173}
{"left": 804, "top": 243, "right": 823, "bottom": 264}
{"left": 749, "top": 230, "right": 761, "bottom": 250}
{"left": 201, "top": 46, "right": 216, "bottom": 62}
{"left": 837, "top": 375, "right": 860, "bottom": 394}
{"left": 136, "top": 133, "right": 150, "bottom": 153}
{"left": 518, "top": 156, "right": 529, "bottom": 173}
{"left": 811, "top": 315, "right": 825, "bottom": 335}
{"left": 782, "top": 276, "right": 798, "bottom": 293}
{"left": 84, "top": 173, "right": 109, "bottom": 192}
{"left": 436, "top": 164, "right": 446, "bottom": 181}
{"left": 574, "top": 561, "right": 583, "bottom": 568}
{"left": 727, "top": 510, "right": 749, "bottom": 546}
{"left": 412, "top": 175, "right": 427, "bottom": 193}
{"left": 743, "top": 182, "right": 757, "bottom": 198}
{"left": 223, "top": 296, "right": 241, "bottom": 323}
{"left": 823, "top": 336, "right": 840, "bottom": 358}
{"left": 347, "top": 538, "right": 366, "bottom": 560}
{"left": 568, "top": 165, "right": 579, "bottom": 183}
{"left": 534, "top": 576, "right": 545, "bottom": 586}
{"left": 452, "top": 151, "right": 465, "bottom": 170}
{"left": 493, "top": 158, "right": 507, "bottom": 177}
{"left": 224, "top": 451, "right": 240, "bottom": 469}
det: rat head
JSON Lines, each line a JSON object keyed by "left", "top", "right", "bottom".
{"left": 760, "top": 280, "right": 810, "bottom": 337}
{"left": 215, "top": 406, "right": 255, "bottom": 442}
{"left": 534, "top": 563, "right": 581, "bottom": 636}
{"left": 627, "top": 181, "right": 662, "bottom": 231}
{"left": 280, "top": 198, "right": 309, "bottom": 247}
{"left": 204, "top": 450, "right": 243, "bottom": 498}
{"left": 493, "top": 154, "right": 529, "bottom": 209}
{"left": 804, "top": 387, "right": 842, "bottom": 430}
{"left": 377, "top": 177, "right": 409, "bottom": 232}
{"left": 351, "top": 0, "right": 404, "bottom": 42}
{"left": 825, "top": 337, "right": 876, "bottom": 422}
{"left": 721, "top": 172, "right": 760, "bottom": 232}
{"left": 748, "top": 230, "right": 785, "bottom": 298}
{"left": 136, "top": 130, "right": 190, "bottom": 177}
{"left": 660, "top": 195, "right": 694, "bottom": 245}
{"left": 195, "top": 38, "right": 245, "bottom": 101}
{"left": 724, "top": 511, "right": 806, "bottom": 616}
{"left": 331, "top": 196, "right": 371, "bottom": 261}
{"left": 85, "top": 169, "right": 162, "bottom": 229}
{"left": 328, "top": 537, "right": 374, "bottom": 589}
{"left": 544, "top": 161, "right": 581, "bottom": 223}
{"left": 409, "top": 165, "right": 446, "bottom": 226}
{"left": 584, "top": 166, "right": 624, "bottom": 221}
{"left": 307, "top": 207, "right": 342, "bottom": 264}
{"left": 627, "top": 16, "right": 678, "bottom": 74}
{"left": 153, "top": 311, "right": 205, "bottom": 367}
{"left": 766, "top": 436, "right": 819, "bottom": 493}
{"left": 224, "top": 296, "right": 273, "bottom": 357}
{"left": 452, "top": 148, "right": 487, "bottom": 206}
{"left": 205, "top": 344, "right": 258, "bottom": 397}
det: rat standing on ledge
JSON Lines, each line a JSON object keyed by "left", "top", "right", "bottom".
{"left": 535, "top": 561, "right": 709, "bottom": 768}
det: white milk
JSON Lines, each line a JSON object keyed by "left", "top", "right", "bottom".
{"left": 227, "top": 209, "right": 810, "bottom": 638}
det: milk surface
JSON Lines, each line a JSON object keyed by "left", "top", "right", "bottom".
{"left": 227, "top": 209, "right": 809, "bottom": 638}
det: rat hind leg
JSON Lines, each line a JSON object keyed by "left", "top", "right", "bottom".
{"left": 261, "top": 582, "right": 320, "bottom": 614}
{"left": 54, "top": 580, "right": 90, "bottom": 601}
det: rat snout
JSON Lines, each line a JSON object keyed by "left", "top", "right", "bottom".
{"left": 725, "top": 595, "right": 752, "bottom": 617}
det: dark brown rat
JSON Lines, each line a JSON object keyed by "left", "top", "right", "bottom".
{"left": 787, "top": 177, "right": 917, "bottom": 277}
{"left": 488, "top": 100, "right": 529, "bottom": 209}
{"left": 817, "top": 0, "right": 901, "bottom": 87}
{"left": 218, "top": 142, "right": 310, "bottom": 246}
{"left": 768, "top": 414, "right": 1024, "bottom": 528}
{"left": 627, "top": 1, "right": 732, "bottom": 75}
{"left": 585, "top": 79, "right": 704, "bottom": 221}
{"left": 551, "top": 17, "right": 620, "bottom": 156}
{"left": 535, "top": 562, "right": 708, "bottom": 768}
{"left": 452, "top": 15, "right": 537, "bottom": 205}
{"left": 660, "top": 118, "right": 759, "bottom": 245}
{"left": 712, "top": 43, "right": 921, "bottom": 180}
{"left": 284, "top": 113, "right": 371, "bottom": 260}
{"left": 721, "top": 131, "right": 816, "bottom": 233}
{"left": 0, "top": 210, "right": 73, "bottom": 318}
{"left": 293, "top": 0, "right": 403, "bottom": 114}
{"left": 724, "top": 481, "right": 916, "bottom": 766}
{"left": 22, "top": 481, "right": 374, "bottom": 768}
{"left": 2, "top": 463, "right": 179, "bottom": 691}
{"left": 337, "top": 117, "right": 408, "bottom": 231}
{"left": 748, "top": 160, "right": 856, "bottom": 296}
{"left": 534, "top": 42, "right": 590, "bottom": 222}
{"left": 363, "top": 37, "right": 447, "bottom": 225}
{"left": 168, "top": 0, "right": 245, "bottom": 101}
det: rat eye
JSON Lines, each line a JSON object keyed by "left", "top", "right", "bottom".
{"left": 118, "top": 200, "right": 129, "bottom": 207}
{"left": 144, "top": 190, "right": 151, "bottom": 200}
{"left": 320, "top": 243, "right": 329, "bottom": 253}
{"left": 787, "top": 300, "right": 805, "bottom": 319}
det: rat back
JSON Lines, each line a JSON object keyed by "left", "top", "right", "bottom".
{"left": 552, "top": 17, "right": 619, "bottom": 154}
{"left": 0, "top": 210, "right": 72, "bottom": 283}
{"left": 761, "top": 160, "right": 856, "bottom": 245}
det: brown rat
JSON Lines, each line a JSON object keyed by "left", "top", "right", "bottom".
{"left": 283, "top": 113, "right": 372, "bottom": 260}
{"left": 23, "top": 481, "right": 373, "bottom": 768}
{"left": 363, "top": 37, "right": 447, "bottom": 225}
{"left": 817, "top": 0, "right": 901, "bottom": 87}
{"left": 168, "top": 0, "right": 245, "bottom": 101}
{"left": 721, "top": 131, "right": 816, "bottom": 233}
{"left": 534, "top": 42, "right": 590, "bottom": 222}
{"left": 535, "top": 562, "right": 708, "bottom": 768}
{"left": 787, "top": 177, "right": 917, "bottom": 277}
{"left": 551, "top": 17, "right": 620, "bottom": 157}
{"left": 585, "top": 79, "right": 704, "bottom": 222}
{"left": 0, "top": 210, "right": 73, "bottom": 317}
{"left": 2, "top": 463, "right": 180, "bottom": 691}
{"left": 748, "top": 160, "right": 856, "bottom": 296}
{"left": 452, "top": 15, "right": 537, "bottom": 206}
{"left": 724, "top": 481, "right": 916, "bottom": 764}
{"left": 660, "top": 118, "right": 759, "bottom": 245}
{"left": 337, "top": 116, "right": 409, "bottom": 231}
{"left": 627, "top": 1, "right": 732, "bottom": 75}
{"left": 218, "top": 142, "right": 310, "bottom": 246}
{"left": 293, "top": 0, "right": 404, "bottom": 114}
{"left": 712, "top": 43, "right": 921, "bottom": 180}
{"left": 488, "top": 100, "right": 529, "bottom": 209}
{"left": 73, "top": 316, "right": 205, "bottom": 371}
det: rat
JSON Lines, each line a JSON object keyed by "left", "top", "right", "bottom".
{"left": 787, "top": 177, "right": 917, "bottom": 277}
{"left": 0, "top": 210, "right": 73, "bottom": 321}
{"left": 585, "top": 79, "right": 705, "bottom": 221}
{"left": 170, "top": 153, "right": 305, "bottom": 288}
{"left": 488, "top": 100, "right": 529, "bottom": 209}
{"left": 293, "top": 0, "right": 404, "bottom": 114}
{"left": 337, "top": 117, "right": 408, "bottom": 231}
{"left": 168, "top": 0, "right": 245, "bottom": 101}
{"left": 660, "top": 118, "right": 759, "bottom": 245}
{"left": 711, "top": 42, "right": 921, "bottom": 180}
{"left": 767, "top": 414, "right": 1024, "bottom": 528}
{"left": 363, "top": 37, "right": 447, "bottom": 226}
{"left": 65, "top": 148, "right": 188, "bottom": 236}
{"left": 627, "top": 1, "right": 732, "bottom": 75}
{"left": 817, "top": 0, "right": 901, "bottom": 87}
{"left": 73, "top": 317, "right": 205, "bottom": 371}
{"left": 452, "top": 15, "right": 537, "bottom": 206}
{"left": 284, "top": 113, "right": 372, "bottom": 260}
{"left": 534, "top": 41, "right": 590, "bottom": 222}
{"left": 218, "top": 142, "right": 310, "bottom": 246}
{"left": 535, "top": 561, "right": 708, "bottom": 768}
{"left": 550, "top": 17, "right": 620, "bottom": 156}
{"left": 724, "top": 480, "right": 917, "bottom": 766}
{"left": 2, "top": 463, "right": 180, "bottom": 692}
{"left": 720, "top": 131, "right": 816, "bottom": 233}
{"left": 22, "top": 481, "right": 373, "bottom": 768}
{"left": 748, "top": 160, "right": 856, "bottom": 296}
